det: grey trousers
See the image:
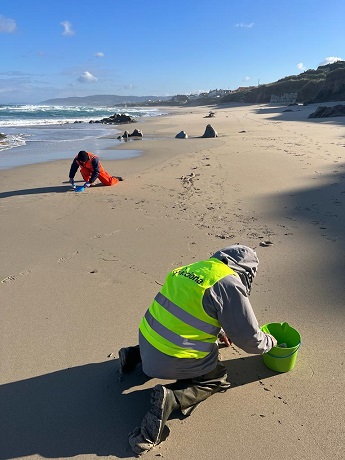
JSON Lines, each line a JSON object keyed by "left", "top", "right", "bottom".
{"left": 166, "top": 361, "right": 231, "bottom": 415}
{"left": 125, "top": 345, "right": 230, "bottom": 416}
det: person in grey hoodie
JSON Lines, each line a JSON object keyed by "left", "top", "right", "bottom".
{"left": 119, "top": 244, "right": 277, "bottom": 455}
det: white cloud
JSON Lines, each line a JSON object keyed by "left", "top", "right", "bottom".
{"left": 0, "top": 15, "right": 17, "bottom": 33}
{"left": 320, "top": 56, "right": 343, "bottom": 65}
{"left": 77, "top": 71, "right": 98, "bottom": 83}
{"left": 60, "top": 20, "right": 75, "bottom": 36}
{"left": 95, "top": 52, "right": 104, "bottom": 58}
{"left": 235, "top": 22, "right": 254, "bottom": 28}
{"left": 243, "top": 76, "right": 250, "bottom": 82}
{"left": 297, "top": 62, "right": 306, "bottom": 71}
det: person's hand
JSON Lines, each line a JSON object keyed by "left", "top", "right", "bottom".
{"left": 84, "top": 182, "right": 91, "bottom": 188}
{"left": 266, "top": 333, "right": 277, "bottom": 347}
{"left": 218, "top": 330, "right": 232, "bottom": 347}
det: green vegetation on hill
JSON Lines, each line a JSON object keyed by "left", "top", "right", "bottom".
{"left": 220, "top": 61, "right": 345, "bottom": 104}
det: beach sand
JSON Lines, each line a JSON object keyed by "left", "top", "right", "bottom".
{"left": 1, "top": 103, "right": 344, "bottom": 459}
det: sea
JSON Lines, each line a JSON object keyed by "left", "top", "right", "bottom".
{"left": 0, "top": 104, "right": 167, "bottom": 170}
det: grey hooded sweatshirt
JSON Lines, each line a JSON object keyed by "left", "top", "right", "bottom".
{"left": 139, "top": 245, "right": 275, "bottom": 380}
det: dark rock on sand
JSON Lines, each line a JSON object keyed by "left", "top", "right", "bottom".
{"left": 90, "top": 113, "right": 137, "bottom": 124}
{"left": 175, "top": 131, "right": 188, "bottom": 139}
{"left": 308, "top": 105, "right": 345, "bottom": 118}
{"left": 202, "top": 124, "right": 218, "bottom": 138}
{"left": 118, "top": 129, "right": 143, "bottom": 139}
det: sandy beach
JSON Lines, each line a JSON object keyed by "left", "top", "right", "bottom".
{"left": 1, "top": 103, "right": 344, "bottom": 460}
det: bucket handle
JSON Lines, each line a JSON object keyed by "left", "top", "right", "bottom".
{"left": 266, "top": 342, "right": 301, "bottom": 359}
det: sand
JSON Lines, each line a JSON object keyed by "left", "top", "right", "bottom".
{"left": 1, "top": 103, "right": 344, "bottom": 460}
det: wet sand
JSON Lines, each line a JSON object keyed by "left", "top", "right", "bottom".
{"left": 1, "top": 103, "right": 344, "bottom": 459}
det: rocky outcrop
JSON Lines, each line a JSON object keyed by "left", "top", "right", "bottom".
{"left": 90, "top": 113, "right": 136, "bottom": 124}
{"left": 220, "top": 61, "right": 345, "bottom": 105}
{"left": 308, "top": 105, "right": 345, "bottom": 118}
{"left": 202, "top": 124, "right": 218, "bottom": 138}
{"left": 309, "top": 67, "right": 345, "bottom": 103}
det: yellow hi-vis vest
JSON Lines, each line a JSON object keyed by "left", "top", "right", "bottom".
{"left": 140, "top": 258, "right": 238, "bottom": 359}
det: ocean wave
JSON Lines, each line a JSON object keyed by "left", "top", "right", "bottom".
{"left": 0, "top": 132, "right": 28, "bottom": 151}
{"left": 0, "top": 118, "right": 95, "bottom": 127}
{"left": 0, "top": 105, "right": 166, "bottom": 127}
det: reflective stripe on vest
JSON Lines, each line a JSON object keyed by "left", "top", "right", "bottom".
{"left": 139, "top": 258, "right": 238, "bottom": 359}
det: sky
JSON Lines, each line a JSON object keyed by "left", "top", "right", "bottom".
{"left": 1, "top": 0, "right": 345, "bottom": 104}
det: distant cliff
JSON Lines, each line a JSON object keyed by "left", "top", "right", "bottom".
{"left": 220, "top": 61, "right": 345, "bottom": 105}
{"left": 40, "top": 61, "right": 345, "bottom": 108}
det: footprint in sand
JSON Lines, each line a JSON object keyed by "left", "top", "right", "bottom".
{"left": 1, "top": 275, "right": 16, "bottom": 283}
{"left": 259, "top": 240, "right": 273, "bottom": 247}
{"left": 1, "top": 270, "right": 31, "bottom": 283}
{"left": 58, "top": 251, "right": 78, "bottom": 262}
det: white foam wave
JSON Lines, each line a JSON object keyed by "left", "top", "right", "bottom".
{"left": 0, "top": 104, "right": 167, "bottom": 131}
{"left": 0, "top": 118, "right": 95, "bottom": 127}
{"left": 0, "top": 104, "right": 112, "bottom": 112}
{"left": 0, "top": 133, "right": 28, "bottom": 151}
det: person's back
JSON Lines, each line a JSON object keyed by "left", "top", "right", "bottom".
{"left": 139, "top": 245, "right": 274, "bottom": 380}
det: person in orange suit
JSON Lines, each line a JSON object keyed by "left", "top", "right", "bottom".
{"left": 69, "top": 150, "right": 123, "bottom": 188}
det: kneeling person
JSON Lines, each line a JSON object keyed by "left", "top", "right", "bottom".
{"left": 119, "top": 245, "right": 277, "bottom": 454}
{"left": 69, "top": 150, "right": 123, "bottom": 187}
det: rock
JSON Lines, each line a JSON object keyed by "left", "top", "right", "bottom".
{"left": 118, "top": 129, "right": 143, "bottom": 139}
{"left": 129, "top": 129, "right": 143, "bottom": 137}
{"left": 308, "top": 105, "right": 345, "bottom": 118}
{"left": 175, "top": 130, "right": 188, "bottom": 139}
{"left": 89, "top": 113, "right": 137, "bottom": 124}
{"left": 202, "top": 124, "right": 218, "bottom": 138}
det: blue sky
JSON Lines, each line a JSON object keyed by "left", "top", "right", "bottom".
{"left": 1, "top": 0, "right": 345, "bottom": 104}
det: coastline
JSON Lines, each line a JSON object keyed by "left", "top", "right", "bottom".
{"left": 1, "top": 103, "right": 344, "bottom": 460}
{"left": 0, "top": 105, "right": 168, "bottom": 169}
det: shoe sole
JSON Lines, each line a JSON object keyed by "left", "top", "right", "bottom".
{"left": 128, "top": 385, "right": 167, "bottom": 454}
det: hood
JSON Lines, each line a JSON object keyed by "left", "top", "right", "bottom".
{"left": 210, "top": 245, "right": 259, "bottom": 294}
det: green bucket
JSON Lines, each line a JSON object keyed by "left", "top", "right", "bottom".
{"left": 261, "top": 322, "right": 301, "bottom": 372}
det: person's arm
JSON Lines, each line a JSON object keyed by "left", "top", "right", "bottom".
{"left": 205, "top": 276, "right": 276, "bottom": 354}
{"left": 69, "top": 159, "right": 79, "bottom": 180}
{"left": 88, "top": 156, "right": 100, "bottom": 183}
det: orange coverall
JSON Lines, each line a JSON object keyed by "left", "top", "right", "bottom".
{"left": 70, "top": 152, "right": 119, "bottom": 186}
